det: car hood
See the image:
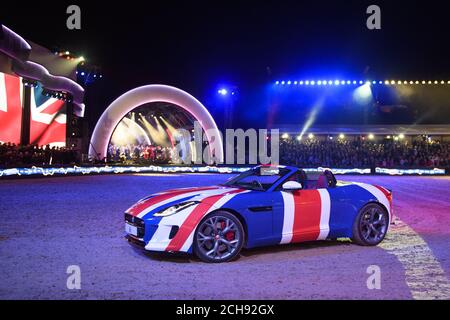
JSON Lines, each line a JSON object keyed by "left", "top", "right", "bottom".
{"left": 126, "top": 185, "right": 245, "bottom": 217}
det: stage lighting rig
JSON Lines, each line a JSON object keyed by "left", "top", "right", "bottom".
{"left": 76, "top": 64, "right": 103, "bottom": 86}
{"left": 41, "top": 88, "right": 73, "bottom": 102}
{"left": 22, "top": 78, "right": 39, "bottom": 88}
{"left": 275, "top": 78, "right": 450, "bottom": 87}
{"left": 53, "top": 49, "right": 85, "bottom": 63}
{"left": 217, "top": 85, "right": 238, "bottom": 97}
{"left": 52, "top": 48, "right": 103, "bottom": 86}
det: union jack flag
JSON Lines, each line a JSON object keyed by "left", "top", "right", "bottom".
{"left": 0, "top": 72, "right": 22, "bottom": 144}
{"left": 0, "top": 71, "right": 66, "bottom": 146}
{"left": 29, "top": 84, "right": 66, "bottom": 147}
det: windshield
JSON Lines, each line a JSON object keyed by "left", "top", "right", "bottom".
{"left": 223, "top": 167, "right": 290, "bottom": 191}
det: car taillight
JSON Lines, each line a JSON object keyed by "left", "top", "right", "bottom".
{"left": 386, "top": 192, "right": 394, "bottom": 223}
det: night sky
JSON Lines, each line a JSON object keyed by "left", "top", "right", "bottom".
{"left": 2, "top": 0, "right": 450, "bottom": 129}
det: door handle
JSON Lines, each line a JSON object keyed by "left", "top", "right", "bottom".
{"left": 248, "top": 206, "right": 273, "bottom": 212}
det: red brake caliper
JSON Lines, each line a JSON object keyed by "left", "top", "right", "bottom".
{"left": 221, "top": 221, "right": 235, "bottom": 241}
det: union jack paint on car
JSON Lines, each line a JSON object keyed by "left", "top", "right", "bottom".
{"left": 125, "top": 165, "right": 392, "bottom": 263}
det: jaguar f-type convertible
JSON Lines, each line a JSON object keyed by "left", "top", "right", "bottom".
{"left": 125, "top": 165, "right": 392, "bottom": 263}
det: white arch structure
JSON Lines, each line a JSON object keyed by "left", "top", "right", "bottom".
{"left": 89, "top": 85, "right": 223, "bottom": 162}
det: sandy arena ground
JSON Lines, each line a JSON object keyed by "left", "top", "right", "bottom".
{"left": 0, "top": 173, "right": 449, "bottom": 299}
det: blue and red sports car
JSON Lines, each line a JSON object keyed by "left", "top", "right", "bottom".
{"left": 125, "top": 166, "right": 392, "bottom": 262}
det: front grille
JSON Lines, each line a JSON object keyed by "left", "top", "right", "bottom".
{"left": 125, "top": 213, "right": 145, "bottom": 227}
{"left": 125, "top": 213, "right": 145, "bottom": 238}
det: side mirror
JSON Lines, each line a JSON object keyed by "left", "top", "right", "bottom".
{"left": 282, "top": 181, "right": 303, "bottom": 191}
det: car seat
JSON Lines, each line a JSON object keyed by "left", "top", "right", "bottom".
{"left": 315, "top": 174, "right": 329, "bottom": 189}
{"left": 324, "top": 170, "right": 337, "bottom": 188}
{"left": 315, "top": 170, "right": 337, "bottom": 189}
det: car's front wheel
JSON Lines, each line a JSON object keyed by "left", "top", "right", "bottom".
{"left": 352, "top": 203, "right": 389, "bottom": 246}
{"left": 194, "top": 211, "right": 244, "bottom": 263}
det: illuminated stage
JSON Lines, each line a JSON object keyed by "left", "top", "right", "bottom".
{"left": 89, "top": 84, "right": 223, "bottom": 163}
{"left": 108, "top": 102, "right": 197, "bottom": 164}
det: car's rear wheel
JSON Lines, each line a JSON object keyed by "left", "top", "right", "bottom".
{"left": 194, "top": 211, "right": 244, "bottom": 263}
{"left": 352, "top": 203, "right": 388, "bottom": 246}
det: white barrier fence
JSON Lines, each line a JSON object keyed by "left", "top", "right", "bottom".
{"left": 0, "top": 165, "right": 446, "bottom": 177}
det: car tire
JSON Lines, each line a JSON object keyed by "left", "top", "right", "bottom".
{"left": 193, "top": 211, "right": 245, "bottom": 263}
{"left": 352, "top": 203, "right": 389, "bottom": 246}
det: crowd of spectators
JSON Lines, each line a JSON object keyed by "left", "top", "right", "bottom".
{"left": 0, "top": 142, "right": 78, "bottom": 168}
{"left": 2, "top": 139, "right": 450, "bottom": 169}
{"left": 107, "top": 144, "right": 174, "bottom": 164}
{"left": 280, "top": 138, "right": 450, "bottom": 168}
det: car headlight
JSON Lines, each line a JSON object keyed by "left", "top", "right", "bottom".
{"left": 153, "top": 201, "right": 199, "bottom": 217}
